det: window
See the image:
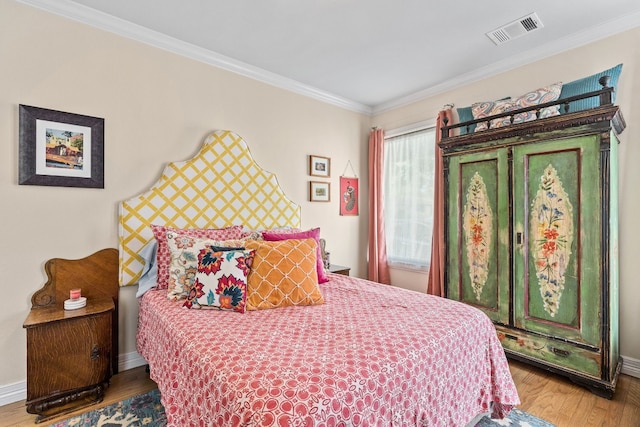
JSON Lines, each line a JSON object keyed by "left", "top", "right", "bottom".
{"left": 383, "top": 126, "right": 436, "bottom": 269}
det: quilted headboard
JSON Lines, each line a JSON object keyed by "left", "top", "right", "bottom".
{"left": 118, "top": 130, "right": 301, "bottom": 286}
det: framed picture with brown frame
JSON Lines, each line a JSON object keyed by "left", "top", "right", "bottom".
{"left": 309, "top": 181, "right": 330, "bottom": 202}
{"left": 309, "top": 155, "right": 330, "bottom": 177}
{"left": 19, "top": 104, "right": 104, "bottom": 188}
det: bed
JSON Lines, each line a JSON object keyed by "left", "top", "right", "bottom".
{"left": 119, "top": 130, "right": 520, "bottom": 426}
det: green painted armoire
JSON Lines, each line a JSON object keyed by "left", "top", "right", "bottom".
{"left": 439, "top": 102, "right": 625, "bottom": 398}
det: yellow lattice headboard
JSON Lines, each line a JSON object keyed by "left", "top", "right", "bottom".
{"left": 118, "top": 130, "right": 301, "bottom": 286}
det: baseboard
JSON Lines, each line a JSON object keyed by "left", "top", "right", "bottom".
{"left": 621, "top": 355, "right": 640, "bottom": 379}
{"left": 0, "top": 380, "right": 26, "bottom": 407}
{"left": 0, "top": 351, "right": 147, "bottom": 407}
{"left": 2, "top": 352, "right": 638, "bottom": 407}
{"left": 118, "top": 350, "right": 147, "bottom": 372}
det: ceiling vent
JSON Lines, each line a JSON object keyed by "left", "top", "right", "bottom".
{"left": 486, "top": 13, "right": 543, "bottom": 45}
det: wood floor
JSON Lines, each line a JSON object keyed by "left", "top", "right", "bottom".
{"left": 1, "top": 359, "right": 638, "bottom": 426}
{"left": 511, "top": 360, "right": 640, "bottom": 427}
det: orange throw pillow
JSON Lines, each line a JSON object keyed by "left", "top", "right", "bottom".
{"left": 245, "top": 238, "right": 324, "bottom": 310}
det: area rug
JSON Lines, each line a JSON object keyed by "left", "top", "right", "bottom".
{"left": 48, "top": 388, "right": 166, "bottom": 427}
{"left": 475, "top": 408, "right": 556, "bottom": 426}
{"left": 49, "top": 388, "right": 554, "bottom": 427}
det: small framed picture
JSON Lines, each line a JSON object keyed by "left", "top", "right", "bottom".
{"left": 19, "top": 105, "right": 104, "bottom": 188}
{"left": 309, "top": 181, "right": 330, "bottom": 202}
{"left": 309, "top": 155, "right": 330, "bottom": 177}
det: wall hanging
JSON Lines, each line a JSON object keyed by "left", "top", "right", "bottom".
{"left": 309, "top": 155, "right": 330, "bottom": 177}
{"left": 340, "top": 161, "right": 358, "bottom": 216}
{"left": 309, "top": 181, "right": 330, "bottom": 202}
{"left": 19, "top": 105, "right": 104, "bottom": 188}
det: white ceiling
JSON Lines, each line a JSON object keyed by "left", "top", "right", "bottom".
{"left": 18, "top": 0, "right": 640, "bottom": 114}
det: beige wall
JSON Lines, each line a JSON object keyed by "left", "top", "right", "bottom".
{"left": 0, "top": 1, "right": 370, "bottom": 389}
{"left": 374, "top": 27, "right": 640, "bottom": 362}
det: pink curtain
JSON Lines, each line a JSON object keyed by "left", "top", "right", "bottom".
{"left": 368, "top": 128, "right": 391, "bottom": 284}
{"left": 427, "top": 109, "right": 453, "bottom": 296}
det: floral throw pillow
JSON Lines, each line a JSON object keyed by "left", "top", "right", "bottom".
{"left": 151, "top": 224, "right": 243, "bottom": 290}
{"left": 165, "top": 231, "right": 246, "bottom": 301}
{"left": 183, "top": 248, "right": 255, "bottom": 313}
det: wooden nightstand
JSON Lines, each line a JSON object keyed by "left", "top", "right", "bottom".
{"left": 23, "top": 248, "right": 119, "bottom": 423}
{"left": 328, "top": 264, "right": 351, "bottom": 276}
{"left": 24, "top": 298, "right": 114, "bottom": 423}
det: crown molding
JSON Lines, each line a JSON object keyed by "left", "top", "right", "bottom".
{"left": 17, "top": 0, "right": 640, "bottom": 117}
{"left": 16, "top": 0, "right": 373, "bottom": 115}
{"left": 372, "top": 10, "right": 640, "bottom": 115}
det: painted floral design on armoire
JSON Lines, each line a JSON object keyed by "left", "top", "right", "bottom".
{"left": 441, "top": 104, "right": 624, "bottom": 399}
{"left": 530, "top": 164, "right": 574, "bottom": 317}
{"left": 463, "top": 172, "right": 493, "bottom": 301}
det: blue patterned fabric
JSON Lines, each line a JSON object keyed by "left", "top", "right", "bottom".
{"left": 457, "top": 97, "right": 510, "bottom": 135}
{"left": 48, "top": 389, "right": 167, "bottom": 427}
{"left": 475, "top": 408, "right": 556, "bottom": 426}
{"left": 558, "top": 63, "right": 622, "bottom": 113}
{"left": 457, "top": 105, "right": 476, "bottom": 134}
{"left": 49, "top": 388, "right": 555, "bottom": 427}
{"left": 457, "top": 64, "right": 622, "bottom": 133}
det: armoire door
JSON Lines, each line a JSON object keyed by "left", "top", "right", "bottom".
{"left": 512, "top": 135, "right": 602, "bottom": 349}
{"left": 446, "top": 148, "right": 509, "bottom": 325}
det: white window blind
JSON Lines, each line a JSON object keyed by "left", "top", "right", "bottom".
{"left": 383, "top": 126, "right": 436, "bottom": 269}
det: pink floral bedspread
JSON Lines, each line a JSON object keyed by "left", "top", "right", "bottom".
{"left": 137, "top": 273, "right": 519, "bottom": 426}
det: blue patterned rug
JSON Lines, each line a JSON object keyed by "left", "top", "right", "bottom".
{"left": 476, "top": 408, "right": 556, "bottom": 426}
{"left": 48, "top": 389, "right": 166, "bottom": 427}
{"left": 48, "top": 388, "right": 554, "bottom": 426}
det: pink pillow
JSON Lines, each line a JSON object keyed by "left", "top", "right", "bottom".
{"left": 262, "top": 227, "right": 329, "bottom": 283}
{"left": 151, "top": 224, "right": 244, "bottom": 289}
